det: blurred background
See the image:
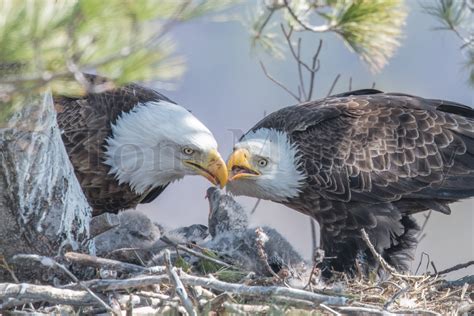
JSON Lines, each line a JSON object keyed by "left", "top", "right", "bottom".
{"left": 136, "top": 1, "right": 473, "bottom": 278}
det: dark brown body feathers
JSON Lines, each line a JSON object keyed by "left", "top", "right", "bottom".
{"left": 249, "top": 90, "right": 474, "bottom": 275}
{"left": 55, "top": 75, "right": 172, "bottom": 216}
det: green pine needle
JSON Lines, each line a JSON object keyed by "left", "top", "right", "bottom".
{"left": 329, "top": 0, "right": 407, "bottom": 72}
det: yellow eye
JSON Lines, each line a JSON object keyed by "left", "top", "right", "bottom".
{"left": 183, "top": 147, "right": 195, "bottom": 155}
{"left": 258, "top": 158, "right": 268, "bottom": 167}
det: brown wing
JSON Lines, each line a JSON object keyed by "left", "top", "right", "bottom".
{"left": 289, "top": 93, "right": 474, "bottom": 208}
{"left": 255, "top": 91, "right": 474, "bottom": 272}
{"left": 55, "top": 75, "right": 173, "bottom": 215}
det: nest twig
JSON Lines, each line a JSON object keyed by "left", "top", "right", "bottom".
{"left": 1, "top": 251, "right": 472, "bottom": 315}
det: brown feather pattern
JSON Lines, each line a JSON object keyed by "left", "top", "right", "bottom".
{"left": 55, "top": 75, "right": 173, "bottom": 216}
{"left": 249, "top": 90, "right": 474, "bottom": 275}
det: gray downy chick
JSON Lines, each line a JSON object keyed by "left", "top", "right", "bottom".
{"left": 94, "top": 210, "right": 162, "bottom": 264}
{"left": 205, "top": 187, "right": 305, "bottom": 278}
{"left": 207, "top": 186, "right": 249, "bottom": 237}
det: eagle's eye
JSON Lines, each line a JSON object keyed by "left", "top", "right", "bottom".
{"left": 257, "top": 158, "right": 268, "bottom": 167}
{"left": 183, "top": 147, "right": 195, "bottom": 155}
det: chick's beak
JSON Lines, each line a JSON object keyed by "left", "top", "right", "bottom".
{"left": 227, "top": 148, "right": 261, "bottom": 181}
{"left": 187, "top": 149, "right": 228, "bottom": 188}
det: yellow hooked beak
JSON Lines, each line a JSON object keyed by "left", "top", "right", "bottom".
{"left": 227, "top": 148, "right": 261, "bottom": 181}
{"left": 185, "top": 149, "right": 228, "bottom": 188}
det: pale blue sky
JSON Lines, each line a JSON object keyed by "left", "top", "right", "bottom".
{"left": 139, "top": 1, "right": 473, "bottom": 277}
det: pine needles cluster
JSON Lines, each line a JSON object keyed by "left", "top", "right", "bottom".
{"left": 422, "top": 0, "right": 473, "bottom": 87}
{"left": 0, "top": 0, "right": 231, "bottom": 98}
{"left": 249, "top": 0, "right": 407, "bottom": 72}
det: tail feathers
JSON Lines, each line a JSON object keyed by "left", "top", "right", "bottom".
{"left": 382, "top": 215, "right": 420, "bottom": 271}
{"left": 320, "top": 213, "right": 420, "bottom": 277}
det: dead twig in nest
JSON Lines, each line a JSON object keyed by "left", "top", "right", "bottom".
{"left": 383, "top": 286, "right": 410, "bottom": 310}
{"left": 435, "top": 260, "right": 474, "bottom": 276}
{"left": 159, "top": 237, "right": 236, "bottom": 269}
{"left": 178, "top": 272, "right": 348, "bottom": 305}
{"left": 320, "top": 303, "right": 341, "bottom": 315}
{"left": 255, "top": 227, "right": 283, "bottom": 283}
{"left": 163, "top": 250, "right": 197, "bottom": 316}
{"left": 63, "top": 275, "right": 169, "bottom": 292}
{"left": 415, "top": 252, "right": 431, "bottom": 274}
{"left": 223, "top": 302, "right": 270, "bottom": 314}
{"left": 0, "top": 283, "right": 98, "bottom": 308}
{"left": 360, "top": 229, "right": 398, "bottom": 275}
{"left": 12, "top": 254, "right": 115, "bottom": 314}
{"left": 4, "top": 251, "right": 472, "bottom": 314}
{"left": 304, "top": 248, "right": 325, "bottom": 290}
{"left": 0, "top": 257, "right": 36, "bottom": 311}
{"left": 360, "top": 229, "right": 425, "bottom": 280}
{"left": 64, "top": 252, "right": 165, "bottom": 274}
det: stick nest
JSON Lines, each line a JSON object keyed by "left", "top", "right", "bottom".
{"left": 0, "top": 250, "right": 472, "bottom": 315}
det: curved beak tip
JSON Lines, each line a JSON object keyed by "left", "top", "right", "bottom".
{"left": 227, "top": 148, "right": 260, "bottom": 181}
{"left": 207, "top": 149, "right": 228, "bottom": 188}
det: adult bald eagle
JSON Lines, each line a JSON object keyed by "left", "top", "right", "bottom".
{"left": 55, "top": 75, "right": 227, "bottom": 216}
{"left": 227, "top": 89, "right": 474, "bottom": 276}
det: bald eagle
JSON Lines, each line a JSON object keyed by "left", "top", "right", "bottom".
{"left": 226, "top": 89, "right": 474, "bottom": 276}
{"left": 55, "top": 75, "right": 227, "bottom": 216}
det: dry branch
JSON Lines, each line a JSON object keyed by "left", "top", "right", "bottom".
{"left": 65, "top": 275, "right": 169, "bottom": 292}
{"left": 0, "top": 283, "right": 97, "bottom": 308}
{"left": 360, "top": 229, "right": 398, "bottom": 275}
{"left": 326, "top": 74, "right": 341, "bottom": 96}
{"left": 159, "top": 237, "right": 235, "bottom": 269}
{"left": 164, "top": 250, "right": 196, "bottom": 316}
{"left": 223, "top": 302, "right": 270, "bottom": 313}
{"left": 67, "top": 270, "right": 347, "bottom": 306}
{"left": 64, "top": 252, "right": 165, "bottom": 274}
{"left": 178, "top": 272, "right": 347, "bottom": 305}
{"left": 255, "top": 227, "right": 283, "bottom": 282}
{"left": 12, "top": 254, "right": 114, "bottom": 314}
{"left": 282, "top": 0, "right": 331, "bottom": 33}
{"left": 3, "top": 251, "right": 471, "bottom": 314}
{"left": 259, "top": 61, "right": 300, "bottom": 101}
{"left": 436, "top": 260, "right": 474, "bottom": 276}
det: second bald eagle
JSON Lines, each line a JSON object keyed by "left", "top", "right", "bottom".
{"left": 227, "top": 89, "right": 474, "bottom": 276}
{"left": 55, "top": 75, "right": 227, "bottom": 216}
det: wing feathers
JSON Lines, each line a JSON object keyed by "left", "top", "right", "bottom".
{"left": 283, "top": 93, "right": 474, "bottom": 217}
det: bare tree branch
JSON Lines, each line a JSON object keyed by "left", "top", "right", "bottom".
{"left": 307, "top": 40, "right": 323, "bottom": 101}
{"left": 259, "top": 61, "right": 300, "bottom": 101}
{"left": 283, "top": 0, "right": 332, "bottom": 33}
{"left": 435, "top": 260, "right": 474, "bottom": 276}
{"left": 326, "top": 74, "right": 341, "bottom": 96}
